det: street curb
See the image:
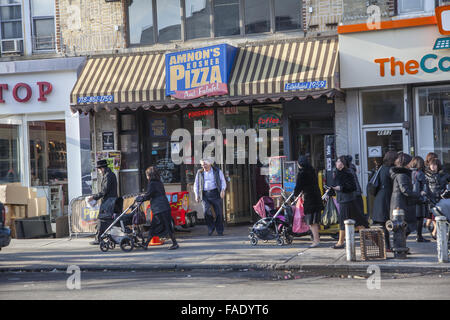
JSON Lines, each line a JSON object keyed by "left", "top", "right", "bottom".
{"left": 1, "top": 263, "right": 449, "bottom": 274}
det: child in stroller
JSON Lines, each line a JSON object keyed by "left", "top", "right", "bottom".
{"left": 249, "top": 191, "right": 305, "bottom": 246}
{"left": 99, "top": 199, "right": 148, "bottom": 252}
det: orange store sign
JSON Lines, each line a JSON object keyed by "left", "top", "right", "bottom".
{"left": 374, "top": 54, "right": 450, "bottom": 77}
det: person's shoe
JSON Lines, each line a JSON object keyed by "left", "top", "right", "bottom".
{"left": 208, "top": 231, "right": 214, "bottom": 236}
{"left": 90, "top": 240, "right": 99, "bottom": 245}
{"left": 417, "top": 237, "right": 430, "bottom": 243}
{"left": 309, "top": 242, "right": 320, "bottom": 248}
{"left": 168, "top": 244, "right": 179, "bottom": 250}
{"left": 217, "top": 233, "right": 224, "bottom": 236}
{"left": 332, "top": 243, "right": 345, "bottom": 249}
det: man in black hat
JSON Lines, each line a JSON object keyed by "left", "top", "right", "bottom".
{"left": 87, "top": 159, "right": 119, "bottom": 245}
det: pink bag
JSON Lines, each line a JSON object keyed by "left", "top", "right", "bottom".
{"left": 292, "top": 198, "right": 310, "bottom": 233}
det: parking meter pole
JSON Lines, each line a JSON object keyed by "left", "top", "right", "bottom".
{"left": 435, "top": 216, "right": 448, "bottom": 263}
{"left": 344, "top": 219, "right": 356, "bottom": 262}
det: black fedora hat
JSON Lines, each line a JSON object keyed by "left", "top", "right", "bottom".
{"left": 96, "top": 159, "right": 108, "bottom": 168}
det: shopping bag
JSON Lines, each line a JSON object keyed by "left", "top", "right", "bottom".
{"left": 321, "top": 197, "right": 339, "bottom": 227}
{"left": 367, "top": 167, "right": 381, "bottom": 196}
{"left": 292, "top": 199, "right": 310, "bottom": 233}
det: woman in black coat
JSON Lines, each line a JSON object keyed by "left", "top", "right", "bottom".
{"left": 390, "top": 153, "right": 424, "bottom": 238}
{"left": 137, "top": 166, "right": 179, "bottom": 250}
{"left": 294, "top": 155, "right": 324, "bottom": 248}
{"left": 331, "top": 156, "right": 369, "bottom": 249}
{"left": 407, "top": 156, "right": 429, "bottom": 242}
{"left": 372, "top": 151, "right": 397, "bottom": 251}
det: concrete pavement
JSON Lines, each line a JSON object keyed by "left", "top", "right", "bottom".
{"left": 0, "top": 224, "right": 449, "bottom": 274}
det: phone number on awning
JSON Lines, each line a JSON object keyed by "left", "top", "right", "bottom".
{"left": 77, "top": 95, "right": 114, "bottom": 103}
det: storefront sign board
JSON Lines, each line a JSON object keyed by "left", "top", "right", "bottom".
{"left": 165, "top": 44, "right": 237, "bottom": 99}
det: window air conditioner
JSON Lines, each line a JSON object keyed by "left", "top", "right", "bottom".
{"left": 1, "top": 39, "right": 22, "bottom": 54}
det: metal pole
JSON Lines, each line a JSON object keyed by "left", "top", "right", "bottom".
{"left": 345, "top": 219, "right": 356, "bottom": 261}
{"left": 435, "top": 216, "right": 448, "bottom": 263}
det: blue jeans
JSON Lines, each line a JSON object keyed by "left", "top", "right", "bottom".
{"left": 202, "top": 189, "right": 224, "bottom": 235}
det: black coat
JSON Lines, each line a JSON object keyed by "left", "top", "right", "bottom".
{"left": 93, "top": 168, "right": 119, "bottom": 220}
{"left": 411, "top": 168, "right": 427, "bottom": 218}
{"left": 142, "top": 179, "right": 171, "bottom": 214}
{"left": 372, "top": 165, "right": 393, "bottom": 223}
{"left": 425, "top": 169, "right": 449, "bottom": 202}
{"left": 390, "top": 167, "right": 420, "bottom": 223}
{"left": 334, "top": 168, "right": 357, "bottom": 204}
{"left": 293, "top": 165, "right": 324, "bottom": 215}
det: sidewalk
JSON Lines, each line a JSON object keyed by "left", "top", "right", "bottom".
{"left": 0, "top": 224, "right": 449, "bottom": 274}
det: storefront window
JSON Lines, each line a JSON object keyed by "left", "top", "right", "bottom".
{"left": 119, "top": 113, "right": 140, "bottom": 195}
{"left": 0, "top": 124, "right": 20, "bottom": 184}
{"left": 214, "top": 0, "right": 240, "bottom": 37}
{"left": 156, "top": 0, "right": 181, "bottom": 43}
{"left": 245, "top": 0, "right": 270, "bottom": 34}
{"left": 362, "top": 89, "right": 405, "bottom": 125}
{"left": 182, "top": 108, "right": 215, "bottom": 184}
{"left": 144, "top": 112, "right": 182, "bottom": 184}
{"left": 416, "top": 86, "right": 450, "bottom": 166}
{"left": 252, "top": 104, "right": 284, "bottom": 159}
{"left": 28, "top": 120, "right": 68, "bottom": 218}
{"left": 185, "top": 0, "right": 211, "bottom": 40}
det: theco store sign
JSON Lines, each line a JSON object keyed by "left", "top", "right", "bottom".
{"left": 165, "top": 44, "right": 237, "bottom": 100}
{"left": 339, "top": 25, "right": 449, "bottom": 88}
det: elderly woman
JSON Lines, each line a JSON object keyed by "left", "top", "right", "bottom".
{"left": 137, "top": 166, "right": 179, "bottom": 250}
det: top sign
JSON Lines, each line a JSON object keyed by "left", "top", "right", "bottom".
{"left": 436, "top": 5, "right": 450, "bottom": 35}
{"left": 165, "top": 44, "right": 237, "bottom": 99}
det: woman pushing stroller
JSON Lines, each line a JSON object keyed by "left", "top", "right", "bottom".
{"left": 136, "top": 166, "right": 179, "bottom": 250}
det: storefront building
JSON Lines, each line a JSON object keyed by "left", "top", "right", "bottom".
{"left": 70, "top": 37, "right": 341, "bottom": 223}
{"left": 0, "top": 57, "right": 88, "bottom": 221}
{"left": 338, "top": 14, "right": 450, "bottom": 209}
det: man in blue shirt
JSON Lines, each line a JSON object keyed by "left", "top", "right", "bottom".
{"left": 194, "top": 158, "right": 227, "bottom": 236}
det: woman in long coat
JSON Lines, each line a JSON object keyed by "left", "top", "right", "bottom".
{"left": 390, "top": 153, "right": 424, "bottom": 238}
{"left": 407, "top": 156, "right": 429, "bottom": 242}
{"left": 331, "top": 156, "right": 369, "bottom": 249}
{"left": 137, "top": 166, "right": 179, "bottom": 250}
{"left": 372, "top": 151, "right": 397, "bottom": 251}
{"left": 294, "top": 155, "right": 324, "bottom": 248}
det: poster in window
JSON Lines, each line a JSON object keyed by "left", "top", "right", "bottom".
{"left": 150, "top": 119, "right": 167, "bottom": 137}
{"left": 283, "top": 161, "right": 297, "bottom": 193}
{"left": 102, "top": 132, "right": 114, "bottom": 150}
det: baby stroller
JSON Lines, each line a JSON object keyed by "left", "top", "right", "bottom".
{"left": 427, "top": 186, "right": 450, "bottom": 243}
{"left": 249, "top": 191, "right": 303, "bottom": 246}
{"left": 99, "top": 200, "right": 148, "bottom": 252}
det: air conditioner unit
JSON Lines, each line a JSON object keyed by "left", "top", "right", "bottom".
{"left": 1, "top": 39, "right": 22, "bottom": 54}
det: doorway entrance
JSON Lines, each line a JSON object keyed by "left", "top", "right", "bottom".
{"left": 291, "top": 119, "right": 334, "bottom": 173}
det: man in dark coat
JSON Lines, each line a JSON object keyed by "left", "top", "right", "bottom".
{"left": 294, "top": 155, "right": 324, "bottom": 247}
{"left": 88, "top": 159, "right": 119, "bottom": 245}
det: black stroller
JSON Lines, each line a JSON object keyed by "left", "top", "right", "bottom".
{"left": 99, "top": 200, "right": 148, "bottom": 252}
{"left": 249, "top": 191, "right": 305, "bottom": 246}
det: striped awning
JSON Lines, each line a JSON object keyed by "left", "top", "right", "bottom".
{"left": 70, "top": 37, "right": 340, "bottom": 113}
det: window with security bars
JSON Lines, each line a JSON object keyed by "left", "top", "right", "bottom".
{"left": 0, "top": 0, "right": 23, "bottom": 54}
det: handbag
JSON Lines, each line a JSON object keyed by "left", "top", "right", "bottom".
{"left": 292, "top": 198, "right": 310, "bottom": 233}
{"left": 367, "top": 167, "right": 381, "bottom": 196}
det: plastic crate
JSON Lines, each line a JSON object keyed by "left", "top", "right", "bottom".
{"left": 360, "top": 228, "right": 386, "bottom": 261}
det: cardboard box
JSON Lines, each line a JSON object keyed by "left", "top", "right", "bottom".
{"left": 0, "top": 184, "right": 29, "bottom": 205}
{"left": 27, "top": 197, "right": 48, "bottom": 217}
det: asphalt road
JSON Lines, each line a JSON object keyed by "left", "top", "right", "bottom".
{"left": 1, "top": 270, "right": 449, "bottom": 301}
